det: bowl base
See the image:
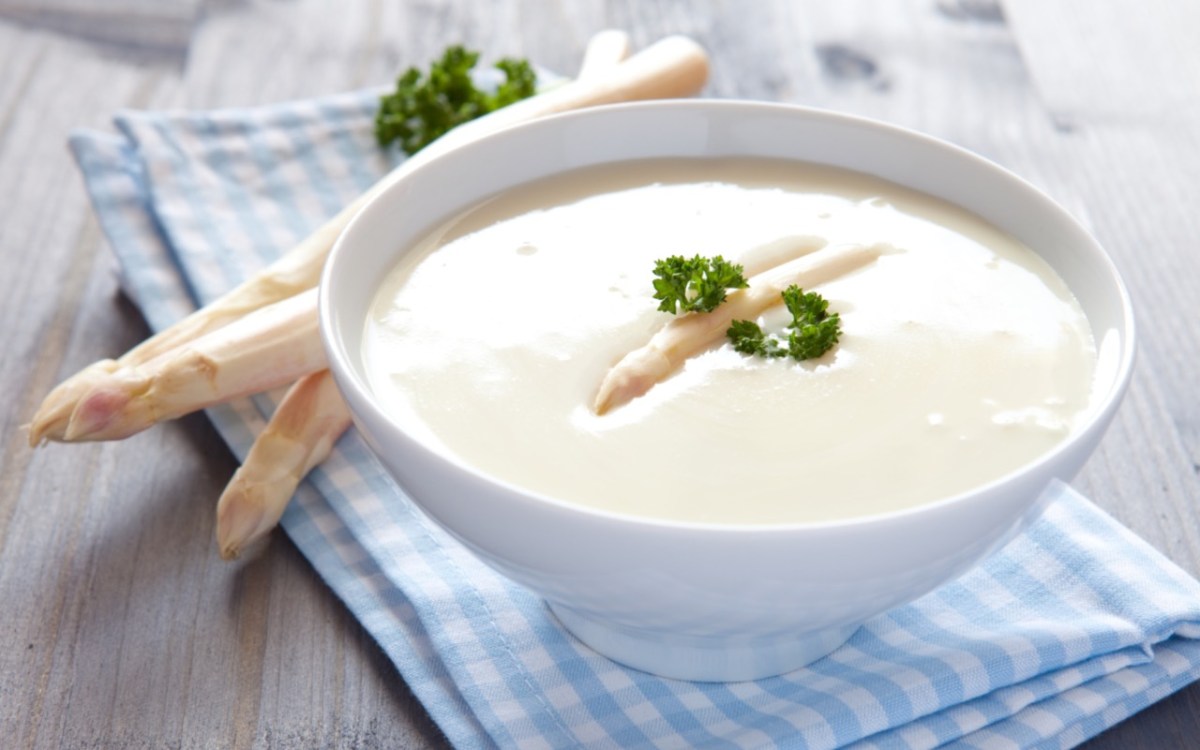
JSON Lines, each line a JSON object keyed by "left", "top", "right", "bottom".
{"left": 548, "top": 602, "right": 859, "bottom": 682}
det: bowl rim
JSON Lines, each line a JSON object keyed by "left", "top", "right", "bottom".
{"left": 320, "top": 98, "right": 1137, "bottom": 536}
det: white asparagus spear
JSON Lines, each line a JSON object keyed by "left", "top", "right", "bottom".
{"left": 215, "top": 370, "right": 351, "bottom": 559}
{"left": 28, "top": 34, "right": 710, "bottom": 446}
{"left": 576, "top": 29, "right": 632, "bottom": 80}
{"left": 63, "top": 289, "right": 324, "bottom": 442}
{"left": 588, "top": 234, "right": 826, "bottom": 415}
{"left": 593, "top": 243, "right": 884, "bottom": 415}
{"left": 209, "top": 31, "right": 643, "bottom": 560}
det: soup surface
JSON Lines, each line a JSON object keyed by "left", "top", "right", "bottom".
{"left": 363, "top": 159, "right": 1096, "bottom": 524}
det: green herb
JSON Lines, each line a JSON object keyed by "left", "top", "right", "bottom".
{"left": 375, "top": 45, "right": 537, "bottom": 154}
{"left": 727, "top": 285, "right": 842, "bottom": 361}
{"left": 727, "top": 319, "right": 787, "bottom": 357}
{"left": 651, "top": 255, "right": 749, "bottom": 314}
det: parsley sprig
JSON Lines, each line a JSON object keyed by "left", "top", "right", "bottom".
{"left": 651, "top": 255, "right": 749, "bottom": 314}
{"left": 375, "top": 46, "right": 537, "bottom": 155}
{"left": 727, "top": 285, "right": 842, "bottom": 361}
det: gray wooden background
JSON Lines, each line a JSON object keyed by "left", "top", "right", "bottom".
{"left": 2, "top": 0, "right": 1198, "bottom": 747}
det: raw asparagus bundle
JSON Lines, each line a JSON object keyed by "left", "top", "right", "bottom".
{"left": 30, "top": 31, "right": 714, "bottom": 558}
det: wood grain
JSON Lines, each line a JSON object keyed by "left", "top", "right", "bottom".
{"left": 1, "top": 0, "right": 1197, "bottom": 747}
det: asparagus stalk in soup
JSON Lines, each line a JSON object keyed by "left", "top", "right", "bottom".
{"left": 362, "top": 159, "right": 1096, "bottom": 524}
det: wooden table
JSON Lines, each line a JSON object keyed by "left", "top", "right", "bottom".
{"left": 3, "top": 1, "right": 1197, "bottom": 747}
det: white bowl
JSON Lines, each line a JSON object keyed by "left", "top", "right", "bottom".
{"left": 320, "top": 101, "right": 1135, "bottom": 682}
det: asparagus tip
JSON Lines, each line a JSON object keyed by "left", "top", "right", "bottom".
{"left": 592, "top": 347, "right": 667, "bottom": 415}
{"left": 592, "top": 385, "right": 614, "bottom": 416}
{"left": 26, "top": 420, "right": 51, "bottom": 448}
{"left": 28, "top": 360, "right": 124, "bottom": 445}
{"left": 216, "top": 482, "right": 285, "bottom": 561}
{"left": 64, "top": 381, "right": 139, "bottom": 442}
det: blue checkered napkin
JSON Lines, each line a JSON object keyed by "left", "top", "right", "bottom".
{"left": 69, "top": 90, "right": 1200, "bottom": 749}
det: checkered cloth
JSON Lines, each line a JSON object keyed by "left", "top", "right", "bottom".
{"left": 69, "top": 88, "right": 1200, "bottom": 749}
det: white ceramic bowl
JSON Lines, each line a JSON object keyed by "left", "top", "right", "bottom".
{"left": 320, "top": 101, "right": 1135, "bottom": 682}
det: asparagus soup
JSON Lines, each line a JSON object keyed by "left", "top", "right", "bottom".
{"left": 362, "top": 159, "right": 1097, "bottom": 524}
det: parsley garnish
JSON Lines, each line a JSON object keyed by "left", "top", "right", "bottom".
{"left": 652, "top": 255, "right": 749, "bottom": 314}
{"left": 727, "top": 285, "right": 841, "bottom": 361}
{"left": 375, "top": 46, "right": 537, "bottom": 155}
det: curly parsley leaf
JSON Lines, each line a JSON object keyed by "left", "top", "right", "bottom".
{"left": 728, "top": 319, "right": 788, "bottom": 358}
{"left": 375, "top": 46, "right": 537, "bottom": 155}
{"left": 727, "top": 285, "right": 841, "bottom": 362}
{"left": 489, "top": 58, "right": 538, "bottom": 108}
{"left": 652, "top": 255, "right": 749, "bottom": 314}
{"left": 782, "top": 285, "right": 841, "bottom": 359}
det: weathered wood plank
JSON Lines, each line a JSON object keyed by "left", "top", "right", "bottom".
{"left": 0, "top": 0, "right": 199, "bottom": 61}
{"left": 1005, "top": 0, "right": 1200, "bottom": 122}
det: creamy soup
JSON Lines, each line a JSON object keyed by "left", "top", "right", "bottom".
{"left": 362, "top": 159, "right": 1096, "bottom": 524}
